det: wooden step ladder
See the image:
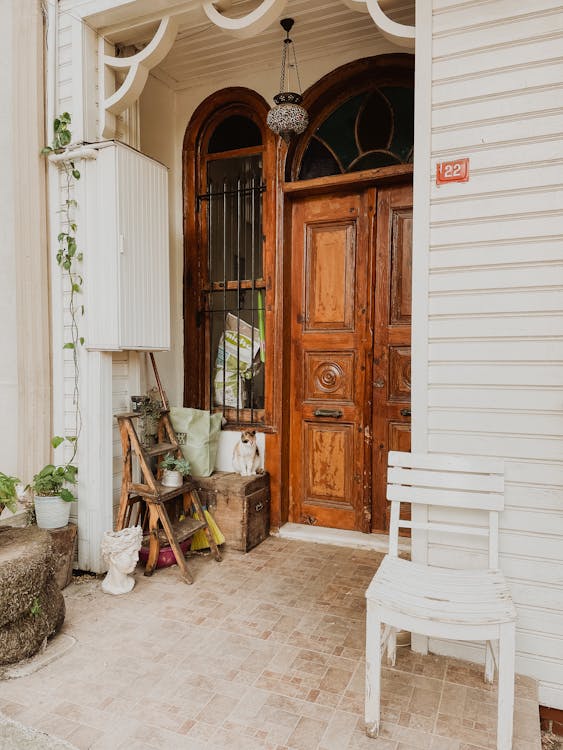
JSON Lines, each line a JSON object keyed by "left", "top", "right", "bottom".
{"left": 115, "top": 408, "right": 222, "bottom": 584}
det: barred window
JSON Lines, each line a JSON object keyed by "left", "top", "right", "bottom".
{"left": 197, "top": 115, "right": 266, "bottom": 425}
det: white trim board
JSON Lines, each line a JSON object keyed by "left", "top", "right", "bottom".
{"left": 276, "top": 523, "right": 410, "bottom": 555}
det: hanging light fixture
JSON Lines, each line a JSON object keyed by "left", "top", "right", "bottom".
{"left": 267, "top": 18, "right": 308, "bottom": 143}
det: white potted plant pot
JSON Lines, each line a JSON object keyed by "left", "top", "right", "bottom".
{"left": 34, "top": 496, "right": 71, "bottom": 529}
{"left": 161, "top": 469, "right": 183, "bottom": 488}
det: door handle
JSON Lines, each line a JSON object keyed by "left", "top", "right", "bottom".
{"left": 400, "top": 408, "right": 411, "bottom": 417}
{"left": 314, "top": 409, "right": 343, "bottom": 418}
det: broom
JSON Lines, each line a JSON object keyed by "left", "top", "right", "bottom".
{"left": 190, "top": 508, "right": 225, "bottom": 550}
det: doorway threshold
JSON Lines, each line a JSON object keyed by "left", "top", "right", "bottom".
{"left": 276, "top": 522, "right": 410, "bottom": 555}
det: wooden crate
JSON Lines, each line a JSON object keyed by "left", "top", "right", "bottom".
{"left": 193, "top": 472, "right": 270, "bottom": 553}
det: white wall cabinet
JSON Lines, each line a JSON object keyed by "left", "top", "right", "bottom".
{"left": 83, "top": 141, "right": 170, "bottom": 351}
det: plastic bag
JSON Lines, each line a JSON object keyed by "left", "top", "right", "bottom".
{"left": 214, "top": 313, "right": 261, "bottom": 408}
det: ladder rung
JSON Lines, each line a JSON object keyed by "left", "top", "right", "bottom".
{"left": 115, "top": 409, "right": 169, "bottom": 420}
{"left": 127, "top": 480, "right": 195, "bottom": 501}
{"left": 144, "top": 442, "right": 177, "bottom": 457}
{"left": 142, "top": 516, "right": 207, "bottom": 547}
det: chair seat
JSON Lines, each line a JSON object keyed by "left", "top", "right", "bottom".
{"left": 366, "top": 556, "right": 517, "bottom": 626}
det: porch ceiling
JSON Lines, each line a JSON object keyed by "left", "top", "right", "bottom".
{"left": 95, "top": 0, "right": 415, "bottom": 91}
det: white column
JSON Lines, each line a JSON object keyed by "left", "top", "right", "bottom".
{"left": 0, "top": 0, "right": 51, "bottom": 483}
{"left": 77, "top": 351, "right": 114, "bottom": 572}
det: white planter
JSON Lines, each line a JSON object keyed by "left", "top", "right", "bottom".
{"left": 161, "top": 469, "right": 183, "bottom": 488}
{"left": 34, "top": 495, "right": 71, "bottom": 529}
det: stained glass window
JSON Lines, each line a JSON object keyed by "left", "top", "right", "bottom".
{"left": 298, "top": 85, "right": 414, "bottom": 180}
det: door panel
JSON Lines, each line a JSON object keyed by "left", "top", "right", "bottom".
{"left": 304, "top": 352, "right": 356, "bottom": 403}
{"left": 372, "top": 184, "right": 413, "bottom": 531}
{"left": 290, "top": 192, "right": 372, "bottom": 531}
{"left": 289, "top": 182, "right": 412, "bottom": 533}
{"left": 305, "top": 223, "right": 356, "bottom": 331}
{"left": 390, "top": 209, "right": 413, "bottom": 326}
{"left": 305, "top": 422, "right": 354, "bottom": 505}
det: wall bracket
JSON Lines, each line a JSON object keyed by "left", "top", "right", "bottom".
{"left": 100, "top": 15, "right": 179, "bottom": 138}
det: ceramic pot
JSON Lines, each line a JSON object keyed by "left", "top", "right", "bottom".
{"left": 161, "top": 469, "right": 183, "bottom": 488}
{"left": 34, "top": 495, "right": 71, "bottom": 529}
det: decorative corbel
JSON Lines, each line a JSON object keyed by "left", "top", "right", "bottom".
{"left": 203, "top": 0, "right": 288, "bottom": 39}
{"left": 100, "top": 15, "right": 179, "bottom": 139}
{"left": 341, "top": 0, "right": 415, "bottom": 50}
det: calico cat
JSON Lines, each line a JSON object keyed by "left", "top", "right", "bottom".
{"left": 232, "top": 430, "right": 262, "bottom": 476}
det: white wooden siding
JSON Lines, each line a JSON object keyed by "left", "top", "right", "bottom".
{"left": 426, "top": 0, "right": 563, "bottom": 709}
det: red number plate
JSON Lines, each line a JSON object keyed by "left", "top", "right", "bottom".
{"left": 436, "top": 158, "right": 469, "bottom": 185}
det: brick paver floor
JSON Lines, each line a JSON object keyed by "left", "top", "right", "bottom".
{"left": 0, "top": 536, "right": 541, "bottom": 749}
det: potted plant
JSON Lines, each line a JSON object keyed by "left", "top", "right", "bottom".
{"left": 29, "top": 464, "right": 77, "bottom": 529}
{"left": 159, "top": 454, "right": 190, "bottom": 488}
{"left": 0, "top": 472, "right": 21, "bottom": 516}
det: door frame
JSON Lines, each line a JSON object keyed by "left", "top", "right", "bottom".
{"left": 275, "top": 166, "right": 413, "bottom": 532}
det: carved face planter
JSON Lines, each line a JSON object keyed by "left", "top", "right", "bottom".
{"left": 100, "top": 526, "right": 143, "bottom": 595}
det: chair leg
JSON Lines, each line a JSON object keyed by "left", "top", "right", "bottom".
{"left": 497, "top": 623, "right": 515, "bottom": 750}
{"left": 485, "top": 640, "right": 497, "bottom": 684}
{"left": 411, "top": 634, "right": 429, "bottom": 655}
{"left": 387, "top": 627, "right": 397, "bottom": 667}
{"left": 365, "top": 600, "right": 382, "bottom": 738}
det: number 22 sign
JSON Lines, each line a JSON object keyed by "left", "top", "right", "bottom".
{"left": 436, "top": 158, "right": 469, "bottom": 185}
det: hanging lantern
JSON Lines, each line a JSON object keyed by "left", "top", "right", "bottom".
{"left": 267, "top": 18, "right": 308, "bottom": 143}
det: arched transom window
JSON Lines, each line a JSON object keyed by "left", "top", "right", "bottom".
{"left": 299, "top": 85, "right": 414, "bottom": 181}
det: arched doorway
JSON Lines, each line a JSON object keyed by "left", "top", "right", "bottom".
{"left": 283, "top": 54, "right": 414, "bottom": 533}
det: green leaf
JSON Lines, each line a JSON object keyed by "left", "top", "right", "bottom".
{"left": 77, "top": 253, "right": 83, "bottom": 262}
{"left": 51, "top": 436, "right": 65, "bottom": 449}
{"left": 72, "top": 169, "right": 81, "bottom": 180}
{"left": 63, "top": 260, "right": 71, "bottom": 270}
{"left": 59, "top": 488, "right": 75, "bottom": 503}
{"left": 40, "top": 146, "right": 52, "bottom": 155}
{"left": 61, "top": 112, "right": 71, "bottom": 123}
{"left": 67, "top": 436, "right": 77, "bottom": 442}
{"left": 63, "top": 342, "right": 75, "bottom": 350}
{"left": 70, "top": 223, "right": 77, "bottom": 232}
{"left": 60, "top": 130, "right": 71, "bottom": 146}
{"left": 71, "top": 283, "right": 81, "bottom": 293}
{"left": 53, "top": 118, "right": 61, "bottom": 131}
{"left": 79, "top": 337, "right": 85, "bottom": 346}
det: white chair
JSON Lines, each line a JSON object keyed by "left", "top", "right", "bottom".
{"left": 365, "top": 451, "right": 517, "bottom": 750}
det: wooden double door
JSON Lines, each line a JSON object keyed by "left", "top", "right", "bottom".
{"left": 289, "top": 181, "right": 412, "bottom": 532}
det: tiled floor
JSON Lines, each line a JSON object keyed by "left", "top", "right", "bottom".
{"left": 0, "top": 537, "right": 541, "bottom": 749}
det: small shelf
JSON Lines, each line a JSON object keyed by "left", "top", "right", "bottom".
{"left": 142, "top": 516, "right": 207, "bottom": 547}
{"left": 144, "top": 442, "right": 176, "bottom": 457}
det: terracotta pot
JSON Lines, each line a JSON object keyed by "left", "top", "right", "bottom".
{"left": 34, "top": 496, "right": 71, "bottom": 529}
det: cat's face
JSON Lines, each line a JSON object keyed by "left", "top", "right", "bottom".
{"left": 240, "top": 430, "right": 257, "bottom": 445}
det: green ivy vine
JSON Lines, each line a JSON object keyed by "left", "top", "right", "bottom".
{"left": 42, "top": 113, "right": 83, "bottom": 463}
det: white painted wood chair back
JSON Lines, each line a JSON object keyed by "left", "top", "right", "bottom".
{"left": 365, "top": 451, "right": 517, "bottom": 750}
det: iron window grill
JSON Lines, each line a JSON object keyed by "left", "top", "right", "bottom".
{"left": 198, "top": 154, "right": 266, "bottom": 426}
